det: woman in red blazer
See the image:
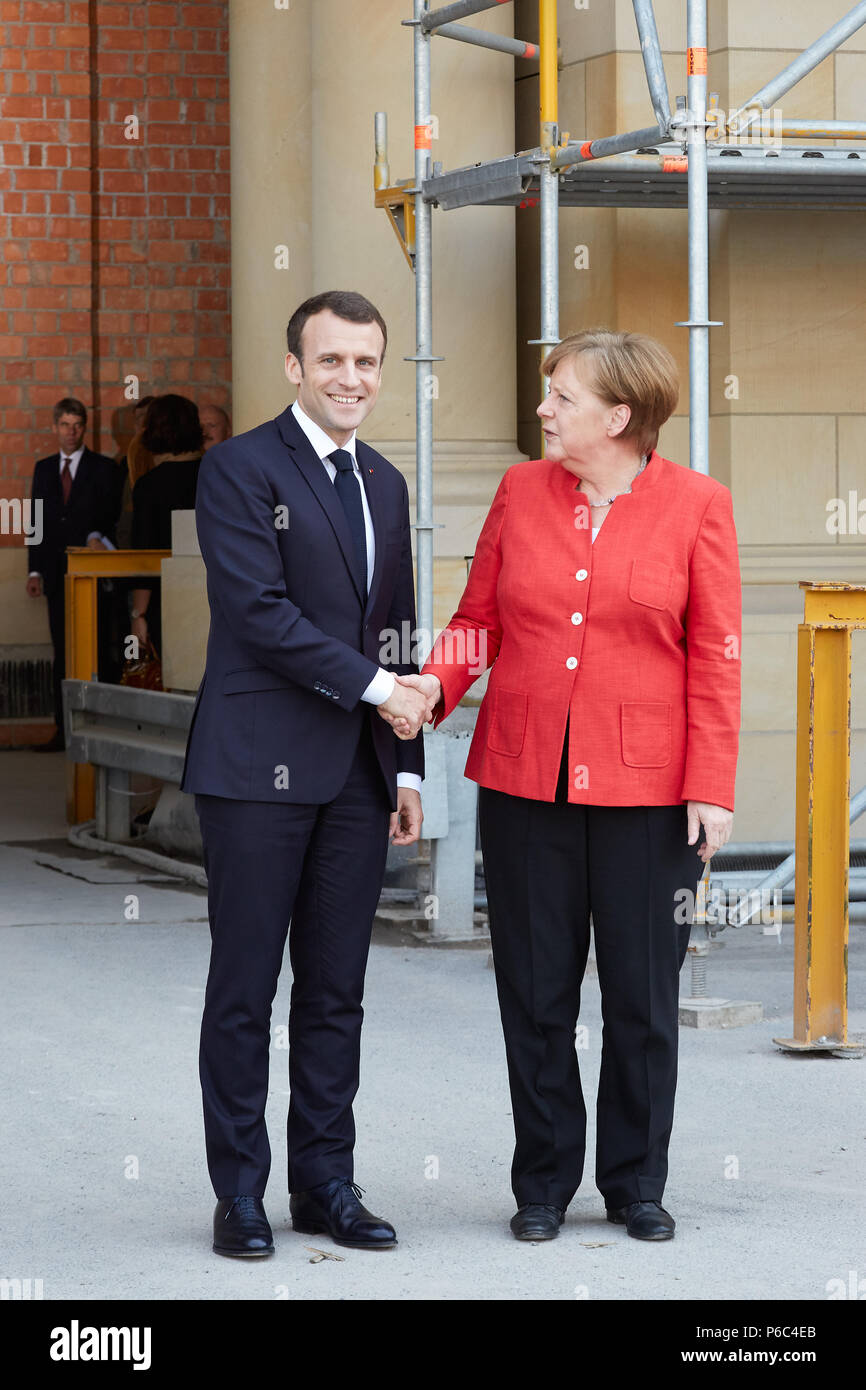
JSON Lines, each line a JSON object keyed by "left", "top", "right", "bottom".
{"left": 395, "top": 329, "right": 741, "bottom": 1243}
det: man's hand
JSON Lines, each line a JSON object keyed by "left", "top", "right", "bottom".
{"left": 383, "top": 673, "right": 442, "bottom": 739}
{"left": 377, "top": 679, "right": 429, "bottom": 740}
{"left": 389, "top": 787, "right": 423, "bottom": 846}
{"left": 26, "top": 575, "right": 42, "bottom": 598}
{"left": 399, "top": 672, "right": 441, "bottom": 713}
{"left": 687, "top": 801, "right": 733, "bottom": 863}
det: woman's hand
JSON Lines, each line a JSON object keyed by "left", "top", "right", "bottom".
{"left": 130, "top": 614, "right": 149, "bottom": 650}
{"left": 687, "top": 801, "right": 733, "bottom": 863}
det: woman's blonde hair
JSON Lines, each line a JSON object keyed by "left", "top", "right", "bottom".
{"left": 543, "top": 328, "right": 679, "bottom": 457}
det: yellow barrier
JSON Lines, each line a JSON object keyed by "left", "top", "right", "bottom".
{"left": 64, "top": 548, "right": 169, "bottom": 825}
{"left": 774, "top": 581, "right": 866, "bottom": 1055}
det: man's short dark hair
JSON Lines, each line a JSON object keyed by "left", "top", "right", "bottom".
{"left": 141, "top": 393, "right": 204, "bottom": 456}
{"left": 53, "top": 397, "right": 87, "bottom": 425}
{"left": 286, "top": 290, "right": 387, "bottom": 369}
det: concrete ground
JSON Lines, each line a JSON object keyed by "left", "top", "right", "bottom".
{"left": 1, "top": 749, "right": 864, "bottom": 1303}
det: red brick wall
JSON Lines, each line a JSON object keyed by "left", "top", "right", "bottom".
{"left": 0, "top": 0, "right": 231, "bottom": 539}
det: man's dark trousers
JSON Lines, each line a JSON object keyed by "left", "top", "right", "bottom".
{"left": 195, "top": 712, "right": 392, "bottom": 1199}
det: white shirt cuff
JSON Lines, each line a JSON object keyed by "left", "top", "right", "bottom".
{"left": 396, "top": 773, "right": 423, "bottom": 794}
{"left": 361, "top": 667, "right": 396, "bottom": 705}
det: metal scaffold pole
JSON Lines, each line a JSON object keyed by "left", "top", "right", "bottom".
{"left": 411, "top": 0, "right": 437, "bottom": 661}
{"left": 633, "top": 0, "right": 672, "bottom": 131}
{"left": 675, "top": 0, "right": 719, "bottom": 476}
{"left": 729, "top": 0, "right": 866, "bottom": 132}
{"left": 530, "top": 0, "right": 560, "bottom": 408}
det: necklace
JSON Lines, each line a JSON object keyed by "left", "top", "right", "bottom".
{"left": 577, "top": 453, "right": 648, "bottom": 507}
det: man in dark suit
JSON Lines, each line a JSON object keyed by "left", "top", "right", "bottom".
{"left": 25, "top": 398, "right": 121, "bottom": 751}
{"left": 181, "top": 290, "right": 429, "bottom": 1257}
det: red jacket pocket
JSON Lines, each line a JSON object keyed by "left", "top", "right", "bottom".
{"left": 487, "top": 687, "right": 528, "bottom": 757}
{"left": 620, "top": 701, "right": 672, "bottom": 767}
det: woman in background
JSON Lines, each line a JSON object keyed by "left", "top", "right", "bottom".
{"left": 130, "top": 393, "right": 203, "bottom": 657}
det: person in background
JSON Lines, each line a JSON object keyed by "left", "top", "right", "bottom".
{"left": 25, "top": 398, "right": 120, "bottom": 751}
{"left": 96, "top": 396, "right": 159, "bottom": 685}
{"left": 199, "top": 403, "right": 231, "bottom": 452}
{"left": 130, "top": 394, "right": 204, "bottom": 657}
{"left": 114, "top": 395, "right": 157, "bottom": 549}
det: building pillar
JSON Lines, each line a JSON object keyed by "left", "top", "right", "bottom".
{"left": 228, "top": 0, "right": 313, "bottom": 432}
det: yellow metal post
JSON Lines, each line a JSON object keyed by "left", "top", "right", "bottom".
{"left": 64, "top": 548, "right": 169, "bottom": 825}
{"left": 538, "top": 0, "right": 558, "bottom": 150}
{"left": 775, "top": 581, "right": 866, "bottom": 1055}
{"left": 65, "top": 567, "right": 97, "bottom": 823}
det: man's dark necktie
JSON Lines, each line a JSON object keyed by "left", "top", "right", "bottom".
{"left": 61, "top": 456, "right": 73, "bottom": 506}
{"left": 329, "top": 449, "right": 368, "bottom": 598}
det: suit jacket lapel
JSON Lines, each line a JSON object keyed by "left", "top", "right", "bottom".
{"left": 276, "top": 406, "right": 379, "bottom": 611}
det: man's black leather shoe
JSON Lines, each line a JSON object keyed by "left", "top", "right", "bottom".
{"left": 606, "top": 1200, "right": 675, "bottom": 1241}
{"left": 212, "top": 1195, "right": 275, "bottom": 1257}
{"left": 290, "top": 1178, "right": 397, "bottom": 1249}
{"left": 510, "top": 1204, "right": 565, "bottom": 1240}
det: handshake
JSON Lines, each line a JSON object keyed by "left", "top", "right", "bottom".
{"left": 376, "top": 672, "right": 442, "bottom": 740}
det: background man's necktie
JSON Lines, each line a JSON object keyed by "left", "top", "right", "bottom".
{"left": 60, "top": 457, "right": 72, "bottom": 506}
{"left": 329, "top": 449, "right": 368, "bottom": 598}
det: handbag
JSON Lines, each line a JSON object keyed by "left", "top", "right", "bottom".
{"left": 120, "top": 636, "right": 164, "bottom": 691}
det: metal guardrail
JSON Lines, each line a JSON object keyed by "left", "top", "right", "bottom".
{"left": 64, "top": 678, "right": 193, "bottom": 782}
{"left": 63, "top": 679, "right": 193, "bottom": 843}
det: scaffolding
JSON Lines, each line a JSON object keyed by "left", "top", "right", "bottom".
{"left": 374, "top": 0, "right": 866, "bottom": 645}
{"left": 373, "top": 1, "right": 866, "bottom": 1039}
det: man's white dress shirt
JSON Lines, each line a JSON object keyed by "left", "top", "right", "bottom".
{"left": 291, "top": 400, "right": 422, "bottom": 794}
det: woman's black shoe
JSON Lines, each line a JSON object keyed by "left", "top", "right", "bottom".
{"left": 606, "top": 1200, "right": 675, "bottom": 1240}
{"left": 510, "top": 1204, "right": 564, "bottom": 1240}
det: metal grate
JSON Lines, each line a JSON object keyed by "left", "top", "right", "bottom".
{"left": 0, "top": 659, "right": 53, "bottom": 719}
{"left": 714, "top": 851, "right": 866, "bottom": 873}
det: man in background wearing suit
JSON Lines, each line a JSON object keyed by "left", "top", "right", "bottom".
{"left": 181, "top": 291, "right": 429, "bottom": 1257}
{"left": 25, "top": 398, "right": 121, "bottom": 751}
